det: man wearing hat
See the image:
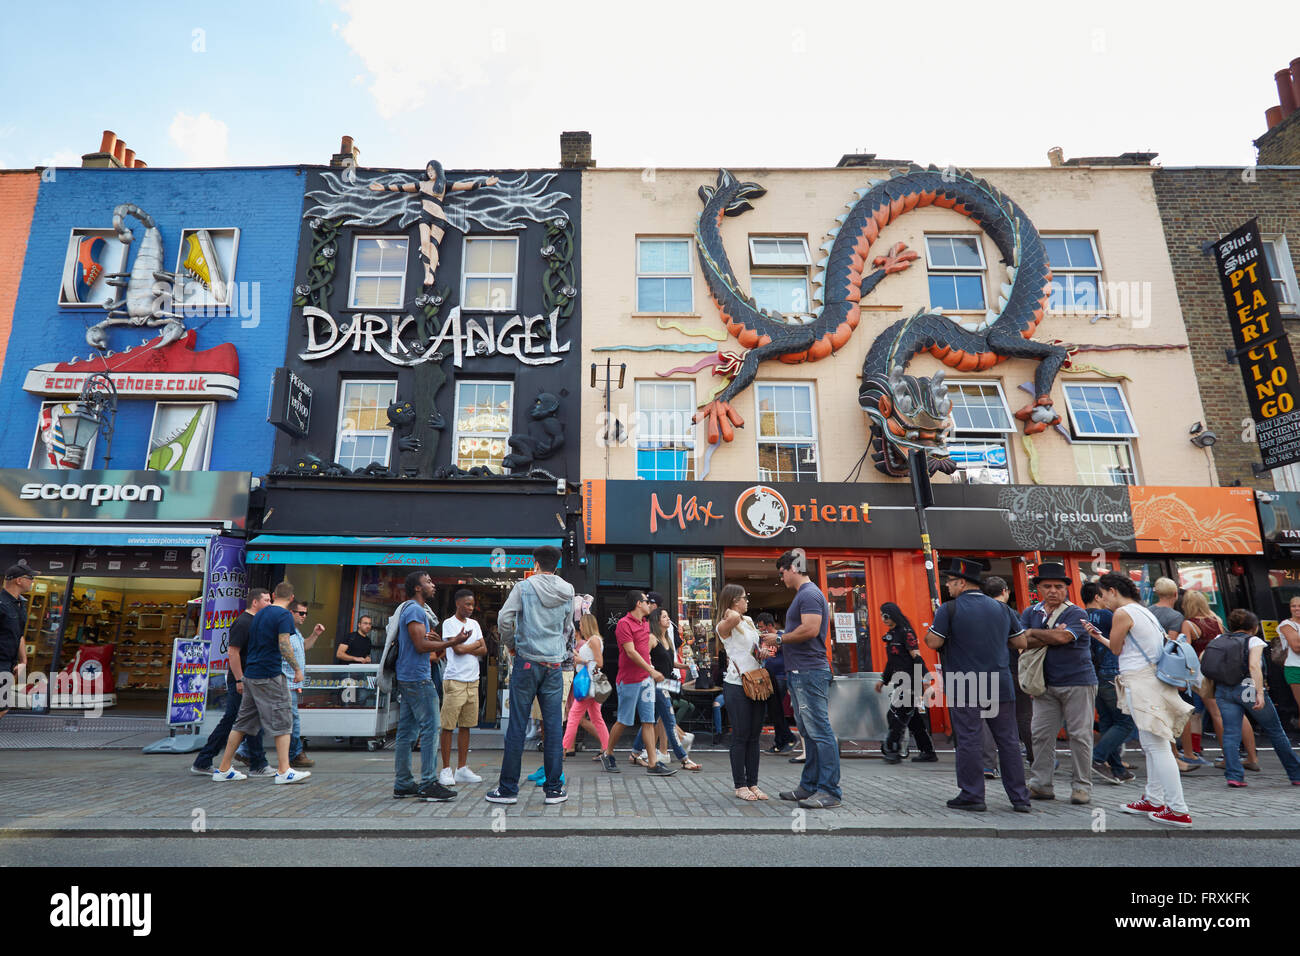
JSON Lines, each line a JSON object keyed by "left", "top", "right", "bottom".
{"left": 925, "top": 557, "right": 1031, "bottom": 812}
{"left": 1, "top": 564, "right": 37, "bottom": 718}
{"left": 1019, "top": 562, "right": 1096, "bottom": 805}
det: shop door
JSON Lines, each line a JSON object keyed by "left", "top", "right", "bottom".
{"left": 825, "top": 559, "right": 867, "bottom": 674}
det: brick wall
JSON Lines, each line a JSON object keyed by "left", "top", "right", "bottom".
{"left": 1151, "top": 167, "right": 1300, "bottom": 487}
{"left": 1256, "top": 111, "right": 1300, "bottom": 166}
{"left": 0, "top": 171, "right": 40, "bottom": 373}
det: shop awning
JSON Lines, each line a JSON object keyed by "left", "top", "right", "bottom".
{"left": 0, "top": 524, "right": 218, "bottom": 548}
{"left": 245, "top": 535, "right": 562, "bottom": 568}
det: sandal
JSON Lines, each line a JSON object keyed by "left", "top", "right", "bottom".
{"left": 680, "top": 758, "right": 702, "bottom": 772}
{"left": 735, "top": 787, "right": 759, "bottom": 801}
{"left": 749, "top": 787, "right": 770, "bottom": 800}
{"left": 630, "top": 752, "right": 650, "bottom": 768}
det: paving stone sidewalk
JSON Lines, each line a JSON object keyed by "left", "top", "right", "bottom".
{"left": 1, "top": 748, "right": 1297, "bottom": 837}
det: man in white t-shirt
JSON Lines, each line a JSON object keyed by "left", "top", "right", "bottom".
{"left": 439, "top": 589, "right": 487, "bottom": 786}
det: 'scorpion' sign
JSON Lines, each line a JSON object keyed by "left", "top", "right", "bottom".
{"left": 1214, "top": 219, "right": 1300, "bottom": 471}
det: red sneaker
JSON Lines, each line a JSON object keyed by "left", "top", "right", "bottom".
{"left": 1148, "top": 807, "right": 1192, "bottom": 828}
{"left": 1120, "top": 798, "right": 1166, "bottom": 815}
{"left": 1227, "top": 780, "right": 1248, "bottom": 788}
{"left": 24, "top": 330, "right": 239, "bottom": 400}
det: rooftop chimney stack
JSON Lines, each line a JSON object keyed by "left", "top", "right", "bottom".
{"left": 80, "top": 129, "right": 144, "bottom": 168}
{"left": 1256, "top": 56, "right": 1300, "bottom": 165}
{"left": 330, "top": 135, "right": 361, "bottom": 168}
{"left": 1047, "top": 146, "right": 1065, "bottom": 167}
{"left": 560, "top": 131, "right": 595, "bottom": 169}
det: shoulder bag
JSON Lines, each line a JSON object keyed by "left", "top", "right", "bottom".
{"left": 1018, "top": 602, "right": 1071, "bottom": 698}
{"left": 590, "top": 667, "right": 613, "bottom": 702}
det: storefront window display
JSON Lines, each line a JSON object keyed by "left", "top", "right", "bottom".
{"left": 677, "top": 556, "right": 720, "bottom": 667}
{"left": 826, "top": 559, "right": 868, "bottom": 675}
{"left": 1175, "top": 560, "right": 1226, "bottom": 619}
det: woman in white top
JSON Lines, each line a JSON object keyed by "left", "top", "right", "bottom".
{"left": 562, "top": 614, "right": 610, "bottom": 757}
{"left": 1092, "top": 572, "right": 1194, "bottom": 828}
{"left": 716, "top": 583, "right": 772, "bottom": 801}
{"left": 1277, "top": 596, "right": 1300, "bottom": 718}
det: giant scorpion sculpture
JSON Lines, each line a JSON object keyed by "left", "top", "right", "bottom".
{"left": 691, "top": 167, "right": 1066, "bottom": 476}
{"left": 86, "top": 203, "right": 187, "bottom": 351}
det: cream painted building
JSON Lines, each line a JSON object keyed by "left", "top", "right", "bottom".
{"left": 579, "top": 162, "right": 1214, "bottom": 489}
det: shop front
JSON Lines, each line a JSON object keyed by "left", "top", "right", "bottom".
{"left": 0, "top": 468, "right": 251, "bottom": 716}
{"left": 249, "top": 475, "right": 581, "bottom": 729}
{"left": 581, "top": 480, "right": 1264, "bottom": 734}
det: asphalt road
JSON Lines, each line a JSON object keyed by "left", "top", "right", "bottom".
{"left": 5, "top": 834, "right": 1298, "bottom": 867}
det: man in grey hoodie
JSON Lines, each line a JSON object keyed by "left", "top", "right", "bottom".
{"left": 485, "top": 545, "right": 575, "bottom": 806}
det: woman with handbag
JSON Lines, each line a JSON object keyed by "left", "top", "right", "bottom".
{"left": 630, "top": 611, "right": 701, "bottom": 771}
{"left": 1093, "top": 572, "right": 1195, "bottom": 827}
{"left": 716, "top": 583, "right": 774, "bottom": 801}
{"left": 562, "top": 614, "right": 610, "bottom": 757}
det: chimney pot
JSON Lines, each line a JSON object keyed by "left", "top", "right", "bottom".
{"left": 341, "top": 135, "right": 354, "bottom": 152}
{"left": 134, "top": 159, "right": 147, "bottom": 169}
{"left": 123, "top": 148, "right": 136, "bottom": 168}
{"left": 1047, "top": 146, "right": 1065, "bottom": 167}
{"left": 1266, "top": 105, "right": 1284, "bottom": 130}
{"left": 112, "top": 140, "right": 126, "bottom": 164}
{"left": 1291, "top": 58, "right": 1300, "bottom": 109}
{"left": 99, "top": 130, "right": 117, "bottom": 155}
{"left": 559, "top": 131, "right": 595, "bottom": 169}
{"left": 1276, "top": 69, "right": 1297, "bottom": 118}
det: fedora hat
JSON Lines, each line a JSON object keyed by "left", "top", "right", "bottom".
{"left": 940, "top": 557, "right": 984, "bottom": 585}
{"left": 1031, "top": 562, "right": 1071, "bottom": 587}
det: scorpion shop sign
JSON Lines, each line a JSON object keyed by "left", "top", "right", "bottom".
{"left": 1215, "top": 219, "right": 1300, "bottom": 471}
{"left": 300, "top": 306, "right": 569, "bottom": 367}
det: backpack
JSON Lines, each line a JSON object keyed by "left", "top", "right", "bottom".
{"left": 1126, "top": 605, "right": 1202, "bottom": 690}
{"left": 377, "top": 601, "right": 438, "bottom": 694}
{"left": 1199, "top": 632, "right": 1251, "bottom": 686}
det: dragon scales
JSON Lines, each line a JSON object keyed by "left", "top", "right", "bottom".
{"left": 691, "top": 167, "right": 1066, "bottom": 477}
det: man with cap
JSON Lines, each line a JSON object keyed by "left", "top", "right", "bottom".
{"left": 0, "top": 564, "right": 36, "bottom": 718}
{"left": 924, "top": 557, "right": 1031, "bottom": 812}
{"left": 1019, "top": 562, "right": 1096, "bottom": 805}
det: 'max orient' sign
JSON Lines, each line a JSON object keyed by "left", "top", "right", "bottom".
{"left": 1215, "top": 219, "right": 1300, "bottom": 471}
{"left": 300, "top": 306, "right": 570, "bottom": 367}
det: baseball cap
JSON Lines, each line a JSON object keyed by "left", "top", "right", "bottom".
{"left": 5, "top": 563, "right": 38, "bottom": 580}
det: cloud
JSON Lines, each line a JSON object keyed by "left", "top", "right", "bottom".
{"left": 168, "top": 111, "right": 229, "bottom": 165}
{"left": 39, "top": 148, "right": 82, "bottom": 169}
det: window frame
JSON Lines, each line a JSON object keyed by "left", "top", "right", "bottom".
{"left": 335, "top": 379, "right": 399, "bottom": 471}
{"left": 460, "top": 236, "right": 519, "bottom": 312}
{"left": 748, "top": 237, "right": 811, "bottom": 268}
{"left": 924, "top": 234, "right": 988, "bottom": 312}
{"left": 451, "top": 379, "right": 515, "bottom": 474}
{"left": 1071, "top": 439, "right": 1139, "bottom": 487}
{"left": 755, "top": 381, "right": 821, "bottom": 482}
{"left": 635, "top": 237, "right": 695, "bottom": 314}
{"left": 1263, "top": 235, "right": 1300, "bottom": 316}
{"left": 1042, "top": 233, "right": 1105, "bottom": 314}
{"left": 945, "top": 380, "right": 1015, "bottom": 483}
{"left": 1062, "top": 382, "right": 1139, "bottom": 440}
{"left": 347, "top": 235, "right": 409, "bottom": 311}
{"left": 634, "top": 380, "right": 698, "bottom": 481}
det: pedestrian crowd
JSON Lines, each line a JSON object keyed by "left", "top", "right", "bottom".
{"left": 181, "top": 551, "right": 1300, "bottom": 827}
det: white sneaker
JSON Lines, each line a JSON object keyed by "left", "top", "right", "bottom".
{"left": 439, "top": 766, "right": 457, "bottom": 787}
{"left": 212, "top": 768, "right": 246, "bottom": 782}
{"left": 680, "top": 732, "right": 695, "bottom": 754}
{"left": 274, "top": 769, "right": 311, "bottom": 785}
{"left": 248, "top": 766, "right": 278, "bottom": 777}
{"left": 455, "top": 766, "right": 483, "bottom": 784}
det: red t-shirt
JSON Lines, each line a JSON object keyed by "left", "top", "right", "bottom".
{"left": 615, "top": 613, "right": 651, "bottom": 684}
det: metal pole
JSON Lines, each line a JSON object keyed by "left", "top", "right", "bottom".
{"left": 908, "top": 450, "right": 941, "bottom": 614}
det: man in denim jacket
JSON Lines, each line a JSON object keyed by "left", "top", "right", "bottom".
{"left": 485, "top": 545, "right": 575, "bottom": 806}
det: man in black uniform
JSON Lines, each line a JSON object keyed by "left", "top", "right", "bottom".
{"left": 190, "top": 588, "right": 272, "bottom": 775}
{"left": 336, "top": 614, "right": 375, "bottom": 664}
{"left": 925, "top": 557, "right": 1031, "bottom": 812}
{"left": 0, "top": 564, "right": 36, "bottom": 718}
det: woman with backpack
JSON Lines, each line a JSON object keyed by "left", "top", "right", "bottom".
{"left": 1181, "top": 592, "right": 1260, "bottom": 773}
{"left": 1092, "top": 572, "right": 1195, "bottom": 827}
{"left": 1204, "top": 609, "right": 1300, "bottom": 788}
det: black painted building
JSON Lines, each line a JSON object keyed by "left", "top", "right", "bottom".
{"left": 250, "top": 143, "right": 583, "bottom": 718}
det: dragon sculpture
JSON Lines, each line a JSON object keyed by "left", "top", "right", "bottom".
{"left": 691, "top": 167, "right": 1066, "bottom": 476}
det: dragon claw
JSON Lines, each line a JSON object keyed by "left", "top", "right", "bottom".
{"left": 1015, "top": 396, "right": 1060, "bottom": 433}
{"left": 872, "top": 242, "right": 918, "bottom": 276}
{"left": 694, "top": 400, "right": 744, "bottom": 445}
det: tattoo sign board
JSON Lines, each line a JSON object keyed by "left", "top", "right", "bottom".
{"left": 1214, "top": 219, "right": 1300, "bottom": 471}
{"left": 167, "top": 639, "right": 210, "bottom": 726}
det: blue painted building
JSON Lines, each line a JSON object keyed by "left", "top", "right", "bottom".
{"left": 0, "top": 166, "right": 305, "bottom": 716}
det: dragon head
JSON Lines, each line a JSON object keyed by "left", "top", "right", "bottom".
{"left": 859, "top": 365, "right": 957, "bottom": 477}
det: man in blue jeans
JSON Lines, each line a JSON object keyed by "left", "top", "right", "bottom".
{"left": 1083, "top": 582, "right": 1136, "bottom": 784}
{"left": 191, "top": 588, "right": 271, "bottom": 776}
{"left": 764, "top": 550, "right": 841, "bottom": 809}
{"left": 393, "top": 571, "right": 466, "bottom": 801}
{"left": 486, "top": 545, "right": 575, "bottom": 805}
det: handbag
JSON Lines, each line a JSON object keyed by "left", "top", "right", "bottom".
{"left": 590, "top": 667, "right": 613, "bottom": 703}
{"left": 1273, "top": 622, "right": 1298, "bottom": 666}
{"left": 1127, "top": 605, "right": 1202, "bottom": 690}
{"left": 740, "top": 664, "right": 774, "bottom": 701}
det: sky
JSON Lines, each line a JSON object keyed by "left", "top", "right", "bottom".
{"left": 2, "top": 0, "right": 1300, "bottom": 173}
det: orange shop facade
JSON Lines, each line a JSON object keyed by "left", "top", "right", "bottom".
{"left": 580, "top": 480, "right": 1263, "bottom": 733}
